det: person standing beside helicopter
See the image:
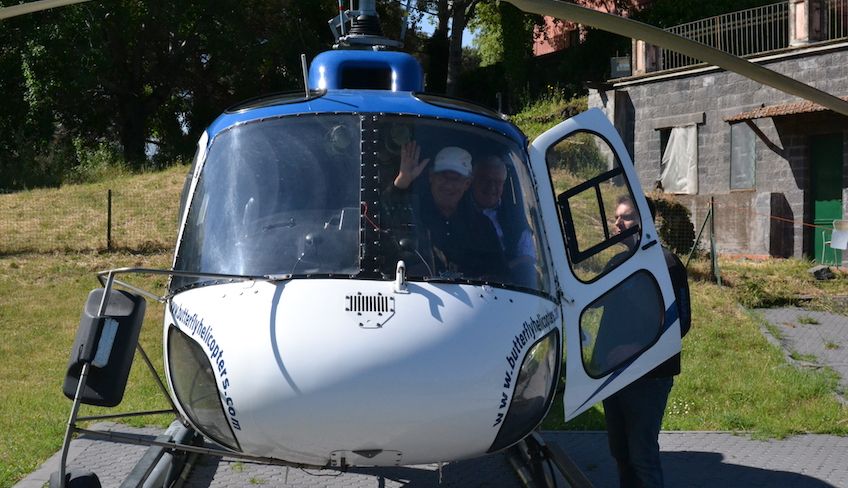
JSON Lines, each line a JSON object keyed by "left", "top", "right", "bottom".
{"left": 384, "top": 141, "right": 508, "bottom": 281}
{"left": 601, "top": 195, "right": 690, "bottom": 488}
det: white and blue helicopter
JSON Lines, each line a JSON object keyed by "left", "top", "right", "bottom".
{"left": 5, "top": 0, "right": 846, "bottom": 487}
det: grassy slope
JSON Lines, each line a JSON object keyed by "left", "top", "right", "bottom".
{"left": 0, "top": 165, "right": 186, "bottom": 253}
{"left": 0, "top": 251, "right": 176, "bottom": 486}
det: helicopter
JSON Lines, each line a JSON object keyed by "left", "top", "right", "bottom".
{"left": 3, "top": 0, "right": 842, "bottom": 487}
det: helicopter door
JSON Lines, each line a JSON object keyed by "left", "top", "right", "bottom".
{"left": 528, "top": 108, "right": 682, "bottom": 421}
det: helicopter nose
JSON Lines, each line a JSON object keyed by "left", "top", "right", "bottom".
{"left": 166, "top": 279, "right": 559, "bottom": 467}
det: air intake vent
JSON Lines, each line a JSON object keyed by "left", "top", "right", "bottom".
{"left": 346, "top": 293, "right": 393, "bottom": 313}
{"left": 345, "top": 293, "right": 395, "bottom": 328}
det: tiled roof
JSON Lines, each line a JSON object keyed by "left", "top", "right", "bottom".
{"left": 725, "top": 96, "right": 848, "bottom": 122}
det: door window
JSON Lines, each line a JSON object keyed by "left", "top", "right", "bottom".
{"left": 547, "top": 131, "right": 641, "bottom": 282}
{"left": 579, "top": 271, "right": 665, "bottom": 377}
{"left": 730, "top": 122, "right": 756, "bottom": 190}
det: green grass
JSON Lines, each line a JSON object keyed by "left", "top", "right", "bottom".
{"left": 0, "top": 165, "right": 188, "bottom": 487}
{"left": 789, "top": 351, "right": 819, "bottom": 363}
{"left": 0, "top": 250, "right": 174, "bottom": 487}
{"left": 510, "top": 94, "right": 588, "bottom": 140}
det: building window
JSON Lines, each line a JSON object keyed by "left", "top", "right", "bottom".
{"left": 730, "top": 122, "right": 756, "bottom": 190}
{"left": 659, "top": 125, "right": 698, "bottom": 194}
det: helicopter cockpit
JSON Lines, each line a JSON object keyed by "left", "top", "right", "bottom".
{"left": 172, "top": 112, "right": 553, "bottom": 296}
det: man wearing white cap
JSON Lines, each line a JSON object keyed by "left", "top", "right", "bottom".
{"left": 386, "top": 141, "right": 508, "bottom": 280}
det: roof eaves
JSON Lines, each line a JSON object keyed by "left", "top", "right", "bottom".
{"left": 724, "top": 96, "right": 848, "bottom": 122}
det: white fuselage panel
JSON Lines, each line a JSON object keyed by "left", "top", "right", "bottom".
{"left": 163, "top": 279, "right": 560, "bottom": 466}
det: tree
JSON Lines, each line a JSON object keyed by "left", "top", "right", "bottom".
{"left": 500, "top": 2, "right": 539, "bottom": 110}
{"left": 421, "top": 0, "right": 450, "bottom": 93}
{"left": 445, "top": 0, "right": 480, "bottom": 96}
{"left": 0, "top": 11, "right": 67, "bottom": 189}
{"left": 466, "top": 1, "right": 538, "bottom": 110}
{"left": 3, "top": 0, "right": 337, "bottom": 184}
{"left": 468, "top": 1, "right": 501, "bottom": 66}
{"left": 414, "top": 0, "right": 483, "bottom": 95}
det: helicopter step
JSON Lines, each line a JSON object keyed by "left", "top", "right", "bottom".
{"left": 506, "top": 432, "right": 594, "bottom": 488}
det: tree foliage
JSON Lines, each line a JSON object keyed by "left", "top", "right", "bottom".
{"left": 415, "top": 0, "right": 483, "bottom": 95}
{"left": 1, "top": 0, "right": 337, "bottom": 190}
{"left": 0, "top": 0, "right": 790, "bottom": 190}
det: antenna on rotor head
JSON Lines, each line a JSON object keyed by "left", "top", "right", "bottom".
{"left": 328, "top": 0, "right": 403, "bottom": 50}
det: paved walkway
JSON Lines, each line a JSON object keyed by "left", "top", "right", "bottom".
{"left": 757, "top": 307, "right": 848, "bottom": 402}
{"left": 15, "top": 308, "right": 848, "bottom": 488}
{"left": 18, "top": 426, "right": 848, "bottom": 488}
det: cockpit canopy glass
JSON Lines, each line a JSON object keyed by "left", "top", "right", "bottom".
{"left": 173, "top": 114, "right": 362, "bottom": 290}
{"left": 173, "top": 113, "right": 552, "bottom": 296}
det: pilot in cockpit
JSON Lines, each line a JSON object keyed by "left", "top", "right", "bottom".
{"left": 383, "top": 141, "right": 508, "bottom": 281}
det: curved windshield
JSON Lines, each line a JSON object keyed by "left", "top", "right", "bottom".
{"left": 374, "top": 116, "right": 552, "bottom": 294}
{"left": 173, "top": 115, "right": 361, "bottom": 289}
{"left": 173, "top": 113, "right": 552, "bottom": 296}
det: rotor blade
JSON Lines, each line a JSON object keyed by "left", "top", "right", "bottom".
{"left": 506, "top": 0, "right": 848, "bottom": 117}
{"left": 0, "top": 0, "right": 91, "bottom": 20}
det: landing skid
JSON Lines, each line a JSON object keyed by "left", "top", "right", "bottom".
{"left": 507, "top": 432, "right": 595, "bottom": 488}
{"left": 49, "top": 421, "right": 201, "bottom": 488}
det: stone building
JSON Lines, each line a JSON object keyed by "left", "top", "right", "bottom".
{"left": 587, "top": 0, "right": 848, "bottom": 263}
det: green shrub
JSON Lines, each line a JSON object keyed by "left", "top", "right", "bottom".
{"left": 648, "top": 194, "right": 696, "bottom": 256}
{"left": 64, "top": 139, "right": 129, "bottom": 184}
{"left": 511, "top": 93, "right": 588, "bottom": 140}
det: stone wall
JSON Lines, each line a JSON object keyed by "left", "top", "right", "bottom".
{"left": 589, "top": 44, "right": 848, "bottom": 260}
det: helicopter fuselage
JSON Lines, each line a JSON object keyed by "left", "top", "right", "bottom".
{"left": 163, "top": 50, "right": 565, "bottom": 466}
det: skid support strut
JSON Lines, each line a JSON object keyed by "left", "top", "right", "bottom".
{"left": 507, "top": 432, "right": 594, "bottom": 488}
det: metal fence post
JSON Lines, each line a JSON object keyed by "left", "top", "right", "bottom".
{"left": 709, "top": 196, "right": 722, "bottom": 285}
{"left": 107, "top": 189, "right": 112, "bottom": 251}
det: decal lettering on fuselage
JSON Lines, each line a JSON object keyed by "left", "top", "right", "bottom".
{"left": 493, "top": 309, "right": 559, "bottom": 427}
{"left": 170, "top": 303, "right": 241, "bottom": 431}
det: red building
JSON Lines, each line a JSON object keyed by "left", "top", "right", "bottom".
{"left": 533, "top": 0, "right": 653, "bottom": 56}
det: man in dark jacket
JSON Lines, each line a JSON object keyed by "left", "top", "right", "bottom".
{"left": 601, "top": 195, "right": 690, "bottom": 488}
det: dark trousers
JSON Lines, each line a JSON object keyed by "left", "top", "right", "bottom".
{"left": 602, "top": 375, "right": 674, "bottom": 488}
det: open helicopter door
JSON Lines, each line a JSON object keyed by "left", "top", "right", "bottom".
{"left": 529, "top": 108, "right": 681, "bottom": 421}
